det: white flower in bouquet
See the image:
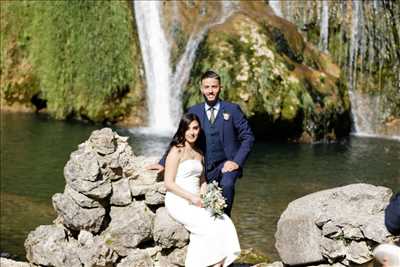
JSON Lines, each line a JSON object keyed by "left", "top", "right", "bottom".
{"left": 201, "top": 181, "right": 227, "bottom": 218}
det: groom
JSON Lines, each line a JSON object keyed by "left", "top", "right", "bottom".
{"left": 150, "top": 70, "right": 254, "bottom": 216}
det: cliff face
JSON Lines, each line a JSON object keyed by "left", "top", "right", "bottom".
{"left": 182, "top": 2, "right": 350, "bottom": 141}
{"left": 272, "top": 0, "right": 400, "bottom": 137}
{"left": 0, "top": 1, "right": 146, "bottom": 124}
{"left": 2, "top": 1, "right": 398, "bottom": 140}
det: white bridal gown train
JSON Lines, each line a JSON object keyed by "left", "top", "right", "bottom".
{"left": 165, "top": 159, "right": 241, "bottom": 267}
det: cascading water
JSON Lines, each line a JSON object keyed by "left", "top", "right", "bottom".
{"left": 319, "top": 0, "right": 329, "bottom": 52}
{"left": 134, "top": 1, "right": 174, "bottom": 134}
{"left": 268, "top": 0, "right": 399, "bottom": 140}
{"left": 134, "top": 1, "right": 237, "bottom": 134}
{"left": 348, "top": 0, "right": 362, "bottom": 133}
{"left": 171, "top": 1, "right": 238, "bottom": 122}
{"left": 269, "top": 0, "right": 282, "bottom": 17}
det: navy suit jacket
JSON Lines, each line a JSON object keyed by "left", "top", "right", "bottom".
{"left": 160, "top": 101, "right": 254, "bottom": 171}
{"left": 385, "top": 192, "right": 400, "bottom": 235}
{"left": 188, "top": 101, "right": 254, "bottom": 169}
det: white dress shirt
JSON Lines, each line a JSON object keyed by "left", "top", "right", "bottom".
{"left": 204, "top": 101, "right": 220, "bottom": 121}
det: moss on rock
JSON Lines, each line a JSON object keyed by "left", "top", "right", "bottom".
{"left": 0, "top": 0, "right": 145, "bottom": 124}
{"left": 185, "top": 2, "right": 350, "bottom": 142}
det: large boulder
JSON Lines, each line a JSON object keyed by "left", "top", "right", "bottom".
{"left": 77, "top": 230, "right": 119, "bottom": 267}
{"left": 24, "top": 225, "right": 81, "bottom": 267}
{"left": 64, "top": 147, "right": 112, "bottom": 199}
{"left": 275, "top": 183, "right": 393, "bottom": 266}
{"left": 153, "top": 207, "right": 189, "bottom": 249}
{"left": 101, "top": 201, "right": 154, "bottom": 256}
{"left": 52, "top": 192, "right": 105, "bottom": 233}
{"left": 0, "top": 258, "right": 30, "bottom": 267}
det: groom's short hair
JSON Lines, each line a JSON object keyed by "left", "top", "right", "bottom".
{"left": 201, "top": 70, "right": 221, "bottom": 84}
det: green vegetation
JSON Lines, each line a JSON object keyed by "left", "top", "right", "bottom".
{"left": 184, "top": 12, "right": 350, "bottom": 141}
{"left": 1, "top": 0, "right": 143, "bottom": 122}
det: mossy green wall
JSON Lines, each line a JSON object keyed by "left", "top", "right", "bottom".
{"left": 1, "top": 0, "right": 144, "bottom": 122}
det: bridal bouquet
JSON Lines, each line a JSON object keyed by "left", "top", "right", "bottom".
{"left": 201, "top": 181, "right": 227, "bottom": 219}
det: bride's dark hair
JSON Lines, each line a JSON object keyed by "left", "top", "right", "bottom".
{"left": 166, "top": 113, "right": 202, "bottom": 153}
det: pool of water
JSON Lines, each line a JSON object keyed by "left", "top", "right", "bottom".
{"left": 1, "top": 112, "right": 399, "bottom": 260}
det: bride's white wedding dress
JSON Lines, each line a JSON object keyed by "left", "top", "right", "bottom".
{"left": 165, "top": 159, "right": 241, "bottom": 267}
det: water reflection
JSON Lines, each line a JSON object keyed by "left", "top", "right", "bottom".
{"left": 1, "top": 112, "right": 399, "bottom": 260}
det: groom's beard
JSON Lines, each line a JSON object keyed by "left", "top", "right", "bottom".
{"left": 203, "top": 97, "right": 219, "bottom": 107}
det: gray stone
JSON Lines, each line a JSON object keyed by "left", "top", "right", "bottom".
{"left": 65, "top": 185, "right": 101, "bottom": 208}
{"left": 153, "top": 207, "right": 189, "bottom": 249}
{"left": 52, "top": 192, "right": 105, "bottom": 233}
{"left": 145, "top": 190, "right": 165, "bottom": 205}
{"left": 64, "top": 148, "right": 112, "bottom": 199}
{"left": 321, "top": 221, "right": 341, "bottom": 237}
{"left": 320, "top": 237, "right": 346, "bottom": 262}
{"left": 77, "top": 230, "right": 119, "bottom": 267}
{"left": 25, "top": 225, "right": 82, "bottom": 267}
{"left": 166, "top": 246, "right": 187, "bottom": 266}
{"left": 342, "top": 225, "right": 364, "bottom": 240}
{"left": 275, "top": 183, "right": 393, "bottom": 266}
{"left": 253, "top": 262, "right": 284, "bottom": 267}
{"left": 89, "top": 128, "right": 116, "bottom": 155}
{"left": 0, "top": 258, "right": 30, "bottom": 267}
{"left": 307, "top": 263, "right": 346, "bottom": 267}
{"left": 145, "top": 182, "right": 166, "bottom": 205}
{"left": 360, "top": 214, "right": 390, "bottom": 243}
{"left": 275, "top": 217, "right": 324, "bottom": 265}
{"left": 130, "top": 179, "right": 165, "bottom": 198}
{"left": 110, "top": 178, "right": 132, "bottom": 206}
{"left": 102, "top": 201, "right": 154, "bottom": 256}
{"left": 116, "top": 249, "right": 153, "bottom": 267}
{"left": 347, "top": 241, "right": 372, "bottom": 264}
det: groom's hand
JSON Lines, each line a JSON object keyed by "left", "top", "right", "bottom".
{"left": 145, "top": 163, "right": 165, "bottom": 174}
{"left": 222, "top": 160, "right": 239, "bottom": 173}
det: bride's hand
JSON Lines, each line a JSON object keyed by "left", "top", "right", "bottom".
{"left": 190, "top": 195, "right": 203, "bottom": 208}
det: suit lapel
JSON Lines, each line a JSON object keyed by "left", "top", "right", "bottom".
{"left": 200, "top": 103, "right": 207, "bottom": 128}
{"left": 216, "top": 101, "right": 225, "bottom": 143}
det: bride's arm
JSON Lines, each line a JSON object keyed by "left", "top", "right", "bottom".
{"left": 164, "top": 146, "right": 203, "bottom": 207}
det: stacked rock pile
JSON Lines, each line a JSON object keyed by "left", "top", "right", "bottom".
{"left": 24, "top": 128, "right": 189, "bottom": 267}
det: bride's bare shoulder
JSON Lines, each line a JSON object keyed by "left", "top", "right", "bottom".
{"left": 167, "top": 145, "right": 184, "bottom": 160}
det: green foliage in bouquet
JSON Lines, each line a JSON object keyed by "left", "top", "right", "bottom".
{"left": 201, "top": 181, "right": 227, "bottom": 219}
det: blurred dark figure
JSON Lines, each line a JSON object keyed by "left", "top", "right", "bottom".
{"left": 373, "top": 192, "right": 400, "bottom": 267}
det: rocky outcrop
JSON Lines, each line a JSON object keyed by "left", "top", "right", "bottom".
{"left": 0, "top": 257, "right": 30, "bottom": 267}
{"left": 184, "top": 1, "right": 351, "bottom": 142}
{"left": 24, "top": 128, "right": 189, "bottom": 266}
{"left": 275, "top": 183, "right": 394, "bottom": 266}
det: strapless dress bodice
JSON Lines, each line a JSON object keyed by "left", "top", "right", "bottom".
{"left": 173, "top": 159, "right": 203, "bottom": 194}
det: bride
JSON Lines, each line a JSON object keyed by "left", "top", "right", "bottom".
{"left": 164, "top": 113, "right": 241, "bottom": 267}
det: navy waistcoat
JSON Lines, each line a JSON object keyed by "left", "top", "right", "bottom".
{"left": 203, "top": 115, "right": 226, "bottom": 169}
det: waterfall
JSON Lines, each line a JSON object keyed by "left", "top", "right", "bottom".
{"left": 134, "top": 1, "right": 237, "bottom": 134}
{"left": 348, "top": 0, "right": 362, "bottom": 133}
{"left": 171, "top": 1, "right": 238, "bottom": 121}
{"left": 134, "top": 1, "right": 175, "bottom": 134}
{"left": 269, "top": 0, "right": 282, "bottom": 17}
{"left": 319, "top": 0, "right": 329, "bottom": 52}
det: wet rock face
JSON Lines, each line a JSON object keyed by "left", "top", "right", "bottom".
{"left": 24, "top": 128, "right": 189, "bottom": 266}
{"left": 184, "top": 2, "right": 351, "bottom": 142}
{"left": 275, "top": 183, "right": 394, "bottom": 266}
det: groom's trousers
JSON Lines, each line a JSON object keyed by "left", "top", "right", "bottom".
{"left": 207, "top": 161, "right": 241, "bottom": 217}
